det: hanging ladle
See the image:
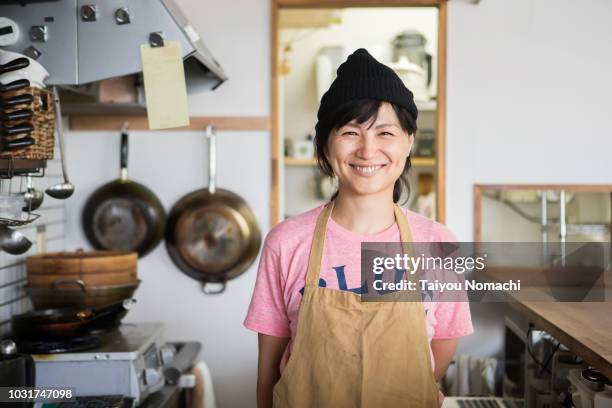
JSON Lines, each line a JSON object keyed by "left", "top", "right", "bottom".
{"left": 45, "top": 87, "right": 74, "bottom": 199}
{"left": 22, "top": 175, "right": 44, "bottom": 211}
{"left": 0, "top": 225, "right": 32, "bottom": 255}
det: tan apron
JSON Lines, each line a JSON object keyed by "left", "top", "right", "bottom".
{"left": 273, "top": 200, "right": 439, "bottom": 408}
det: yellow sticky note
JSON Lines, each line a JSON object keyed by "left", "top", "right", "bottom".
{"left": 140, "top": 41, "right": 190, "bottom": 130}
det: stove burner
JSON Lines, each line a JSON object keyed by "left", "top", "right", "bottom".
{"left": 18, "top": 335, "right": 101, "bottom": 354}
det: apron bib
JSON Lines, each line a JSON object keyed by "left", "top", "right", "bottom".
{"left": 273, "top": 200, "right": 439, "bottom": 408}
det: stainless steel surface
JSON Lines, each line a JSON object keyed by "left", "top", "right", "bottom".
{"left": 23, "top": 46, "right": 41, "bottom": 60}
{"left": 80, "top": 4, "right": 98, "bottom": 22}
{"left": 0, "top": 0, "right": 226, "bottom": 88}
{"left": 149, "top": 32, "right": 165, "bottom": 48}
{"left": 0, "top": 1, "right": 78, "bottom": 84}
{"left": 33, "top": 322, "right": 169, "bottom": 404}
{"left": 207, "top": 123, "right": 216, "bottom": 194}
{"left": 0, "top": 339, "right": 17, "bottom": 355}
{"left": 22, "top": 175, "right": 44, "bottom": 211}
{"left": 29, "top": 25, "right": 48, "bottom": 42}
{"left": 114, "top": 7, "right": 131, "bottom": 25}
{"left": 45, "top": 87, "right": 74, "bottom": 199}
{"left": 0, "top": 225, "right": 32, "bottom": 254}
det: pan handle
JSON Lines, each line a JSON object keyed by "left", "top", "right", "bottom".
{"left": 51, "top": 279, "right": 87, "bottom": 292}
{"left": 120, "top": 122, "right": 129, "bottom": 181}
{"left": 206, "top": 123, "right": 216, "bottom": 194}
{"left": 201, "top": 281, "right": 225, "bottom": 295}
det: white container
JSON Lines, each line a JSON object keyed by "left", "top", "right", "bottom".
{"left": 568, "top": 369, "right": 602, "bottom": 408}
{"left": 0, "top": 49, "right": 49, "bottom": 89}
{"left": 594, "top": 385, "right": 612, "bottom": 408}
{"left": 389, "top": 56, "right": 429, "bottom": 102}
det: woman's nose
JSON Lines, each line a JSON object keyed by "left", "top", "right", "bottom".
{"left": 355, "top": 133, "right": 378, "bottom": 159}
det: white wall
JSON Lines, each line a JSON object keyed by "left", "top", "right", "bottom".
{"left": 446, "top": 0, "right": 612, "bottom": 360}
{"left": 446, "top": 0, "right": 612, "bottom": 241}
{"left": 64, "top": 1, "right": 269, "bottom": 408}
{"left": 62, "top": 0, "right": 612, "bottom": 405}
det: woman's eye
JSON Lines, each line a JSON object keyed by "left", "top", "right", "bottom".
{"left": 341, "top": 131, "right": 358, "bottom": 136}
{"left": 380, "top": 131, "right": 395, "bottom": 136}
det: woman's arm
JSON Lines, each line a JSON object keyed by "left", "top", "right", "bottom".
{"left": 257, "top": 333, "right": 290, "bottom": 408}
{"left": 431, "top": 338, "right": 458, "bottom": 382}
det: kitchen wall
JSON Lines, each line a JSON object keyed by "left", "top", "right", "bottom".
{"left": 61, "top": 0, "right": 612, "bottom": 406}
{"left": 64, "top": 1, "right": 270, "bottom": 408}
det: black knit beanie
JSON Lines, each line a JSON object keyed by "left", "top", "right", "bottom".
{"left": 317, "top": 48, "right": 418, "bottom": 123}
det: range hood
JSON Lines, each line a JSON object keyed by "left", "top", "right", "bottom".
{"left": 0, "top": 0, "right": 227, "bottom": 92}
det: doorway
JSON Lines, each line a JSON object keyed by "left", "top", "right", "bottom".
{"left": 270, "top": 0, "right": 448, "bottom": 225}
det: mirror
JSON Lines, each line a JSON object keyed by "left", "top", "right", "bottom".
{"left": 475, "top": 185, "right": 612, "bottom": 243}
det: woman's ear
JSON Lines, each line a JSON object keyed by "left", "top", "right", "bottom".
{"left": 407, "top": 133, "right": 415, "bottom": 156}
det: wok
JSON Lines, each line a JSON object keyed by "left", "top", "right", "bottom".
{"left": 165, "top": 124, "right": 261, "bottom": 294}
{"left": 82, "top": 125, "right": 165, "bottom": 257}
{"left": 11, "top": 299, "right": 135, "bottom": 340}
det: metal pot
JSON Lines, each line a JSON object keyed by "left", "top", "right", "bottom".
{"left": 82, "top": 125, "right": 166, "bottom": 257}
{"left": 165, "top": 124, "right": 261, "bottom": 294}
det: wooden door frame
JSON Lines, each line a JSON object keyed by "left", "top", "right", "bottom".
{"left": 271, "top": 0, "right": 448, "bottom": 225}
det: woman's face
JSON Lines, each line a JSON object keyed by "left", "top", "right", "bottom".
{"left": 326, "top": 102, "right": 413, "bottom": 199}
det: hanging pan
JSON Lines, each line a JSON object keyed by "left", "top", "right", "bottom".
{"left": 165, "top": 124, "right": 261, "bottom": 294}
{"left": 82, "top": 124, "right": 166, "bottom": 257}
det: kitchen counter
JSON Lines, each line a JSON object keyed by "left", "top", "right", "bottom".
{"left": 509, "top": 300, "right": 612, "bottom": 379}
{"left": 481, "top": 265, "right": 612, "bottom": 378}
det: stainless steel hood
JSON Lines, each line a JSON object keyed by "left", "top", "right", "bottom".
{"left": 0, "top": 0, "right": 227, "bottom": 92}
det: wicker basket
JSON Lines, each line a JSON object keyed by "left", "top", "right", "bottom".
{"left": 0, "top": 86, "right": 55, "bottom": 160}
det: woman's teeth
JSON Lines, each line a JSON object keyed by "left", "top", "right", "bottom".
{"left": 351, "top": 164, "right": 384, "bottom": 175}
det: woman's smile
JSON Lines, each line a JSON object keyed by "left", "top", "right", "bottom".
{"left": 326, "top": 102, "right": 413, "bottom": 197}
{"left": 349, "top": 163, "right": 387, "bottom": 177}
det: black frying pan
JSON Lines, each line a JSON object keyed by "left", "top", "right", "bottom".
{"left": 82, "top": 125, "right": 166, "bottom": 257}
{"left": 10, "top": 299, "right": 135, "bottom": 340}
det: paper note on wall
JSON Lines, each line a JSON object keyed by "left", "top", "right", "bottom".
{"left": 140, "top": 41, "right": 190, "bottom": 130}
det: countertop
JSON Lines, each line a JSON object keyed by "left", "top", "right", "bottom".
{"left": 509, "top": 300, "right": 612, "bottom": 379}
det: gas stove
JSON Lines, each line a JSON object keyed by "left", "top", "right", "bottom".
{"left": 28, "top": 323, "right": 178, "bottom": 405}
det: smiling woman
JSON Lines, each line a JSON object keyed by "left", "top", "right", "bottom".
{"left": 245, "top": 48, "right": 472, "bottom": 408}
{"left": 315, "top": 98, "right": 416, "bottom": 203}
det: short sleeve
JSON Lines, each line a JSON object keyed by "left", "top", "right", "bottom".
{"left": 431, "top": 222, "right": 474, "bottom": 339}
{"left": 432, "top": 302, "right": 474, "bottom": 339}
{"left": 244, "top": 243, "right": 291, "bottom": 338}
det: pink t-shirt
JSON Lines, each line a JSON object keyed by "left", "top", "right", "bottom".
{"left": 244, "top": 205, "right": 473, "bottom": 372}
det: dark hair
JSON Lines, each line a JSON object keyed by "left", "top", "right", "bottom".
{"left": 314, "top": 99, "right": 417, "bottom": 204}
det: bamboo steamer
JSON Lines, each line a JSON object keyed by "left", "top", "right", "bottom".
{"left": 26, "top": 250, "right": 138, "bottom": 289}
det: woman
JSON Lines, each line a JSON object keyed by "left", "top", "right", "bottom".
{"left": 245, "top": 49, "right": 473, "bottom": 407}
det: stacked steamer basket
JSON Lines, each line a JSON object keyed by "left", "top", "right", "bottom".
{"left": 25, "top": 250, "right": 140, "bottom": 311}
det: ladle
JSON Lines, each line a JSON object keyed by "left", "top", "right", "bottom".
{"left": 45, "top": 87, "right": 74, "bottom": 199}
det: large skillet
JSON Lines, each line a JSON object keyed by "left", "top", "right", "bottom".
{"left": 11, "top": 299, "right": 135, "bottom": 340}
{"left": 82, "top": 125, "right": 166, "bottom": 257}
{"left": 165, "top": 124, "right": 261, "bottom": 294}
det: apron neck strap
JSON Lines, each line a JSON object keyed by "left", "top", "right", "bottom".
{"left": 305, "top": 200, "right": 415, "bottom": 287}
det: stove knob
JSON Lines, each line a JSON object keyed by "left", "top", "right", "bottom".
{"left": 160, "top": 345, "right": 176, "bottom": 366}
{"left": 144, "top": 368, "right": 161, "bottom": 386}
